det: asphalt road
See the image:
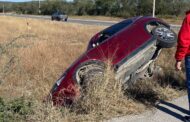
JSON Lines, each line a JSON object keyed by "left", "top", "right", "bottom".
{"left": 108, "top": 95, "right": 189, "bottom": 122}
{"left": 0, "top": 13, "right": 181, "bottom": 29}
{"left": 0, "top": 13, "right": 116, "bottom": 26}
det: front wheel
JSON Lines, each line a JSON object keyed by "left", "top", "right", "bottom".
{"left": 51, "top": 17, "right": 54, "bottom": 21}
{"left": 152, "top": 26, "right": 177, "bottom": 48}
{"left": 75, "top": 62, "right": 106, "bottom": 89}
{"left": 82, "top": 68, "right": 104, "bottom": 88}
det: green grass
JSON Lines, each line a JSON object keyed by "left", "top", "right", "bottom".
{"left": 0, "top": 97, "right": 33, "bottom": 122}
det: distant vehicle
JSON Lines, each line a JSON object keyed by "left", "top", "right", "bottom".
{"left": 49, "top": 16, "right": 177, "bottom": 106}
{"left": 51, "top": 12, "right": 68, "bottom": 21}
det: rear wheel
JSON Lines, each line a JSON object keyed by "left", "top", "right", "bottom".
{"left": 64, "top": 17, "right": 68, "bottom": 22}
{"left": 152, "top": 26, "right": 177, "bottom": 48}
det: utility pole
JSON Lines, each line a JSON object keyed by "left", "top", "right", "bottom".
{"left": 3, "top": 3, "right": 4, "bottom": 14}
{"left": 153, "top": 0, "right": 156, "bottom": 17}
{"left": 136, "top": 0, "right": 140, "bottom": 16}
{"left": 38, "top": 0, "right": 41, "bottom": 14}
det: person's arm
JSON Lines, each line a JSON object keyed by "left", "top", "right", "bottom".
{"left": 175, "top": 15, "right": 190, "bottom": 70}
{"left": 175, "top": 15, "right": 190, "bottom": 61}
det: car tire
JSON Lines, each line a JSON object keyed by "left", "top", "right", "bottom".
{"left": 152, "top": 26, "right": 177, "bottom": 48}
{"left": 64, "top": 18, "right": 68, "bottom": 22}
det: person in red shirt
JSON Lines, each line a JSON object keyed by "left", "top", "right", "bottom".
{"left": 175, "top": 10, "right": 190, "bottom": 122}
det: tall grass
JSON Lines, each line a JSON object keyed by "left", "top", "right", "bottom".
{"left": 70, "top": 62, "right": 141, "bottom": 121}
{"left": 0, "top": 16, "right": 185, "bottom": 121}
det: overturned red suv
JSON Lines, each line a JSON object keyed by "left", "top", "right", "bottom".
{"left": 49, "top": 16, "right": 177, "bottom": 105}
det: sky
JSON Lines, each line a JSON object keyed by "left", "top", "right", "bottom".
{"left": 0, "top": 0, "right": 32, "bottom": 2}
{"left": 0, "top": 0, "right": 73, "bottom": 2}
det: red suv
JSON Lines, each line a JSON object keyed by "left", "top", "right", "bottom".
{"left": 49, "top": 16, "right": 177, "bottom": 105}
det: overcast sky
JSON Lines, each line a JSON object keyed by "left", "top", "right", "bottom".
{"left": 0, "top": 0, "right": 73, "bottom": 2}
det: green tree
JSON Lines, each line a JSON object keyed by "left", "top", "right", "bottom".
{"left": 73, "top": 0, "right": 94, "bottom": 15}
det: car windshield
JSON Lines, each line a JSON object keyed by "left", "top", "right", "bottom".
{"left": 53, "top": 12, "right": 63, "bottom": 15}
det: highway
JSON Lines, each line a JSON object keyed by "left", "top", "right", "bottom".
{"left": 0, "top": 13, "right": 181, "bottom": 29}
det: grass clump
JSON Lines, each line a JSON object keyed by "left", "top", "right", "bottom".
{"left": 71, "top": 63, "right": 141, "bottom": 121}
{"left": 0, "top": 97, "right": 33, "bottom": 122}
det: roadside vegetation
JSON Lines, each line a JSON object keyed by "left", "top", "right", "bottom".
{"left": 69, "top": 15, "right": 184, "bottom": 25}
{"left": 0, "top": 16, "right": 186, "bottom": 121}
{"left": 0, "top": 0, "right": 190, "bottom": 18}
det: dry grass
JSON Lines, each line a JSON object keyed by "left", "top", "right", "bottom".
{"left": 70, "top": 62, "right": 143, "bottom": 121}
{"left": 0, "top": 16, "right": 105, "bottom": 100}
{"left": 0, "top": 16, "right": 185, "bottom": 122}
{"left": 161, "top": 16, "right": 183, "bottom": 25}
{"left": 71, "top": 15, "right": 183, "bottom": 25}
{"left": 163, "top": 18, "right": 183, "bottom": 25}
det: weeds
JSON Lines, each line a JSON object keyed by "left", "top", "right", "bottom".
{"left": 70, "top": 62, "right": 140, "bottom": 121}
{"left": 0, "top": 97, "right": 33, "bottom": 121}
{"left": 0, "top": 34, "right": 37, "bottom": 84}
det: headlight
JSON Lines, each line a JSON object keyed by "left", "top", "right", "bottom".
{"left": 56, "top": 75, "right": 65, "bottom": 86}
{"left": 51, "top": 74, "right": 66, "bottom": 93}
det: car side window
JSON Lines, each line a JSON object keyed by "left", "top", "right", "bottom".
{"left": 90, "top": 19, "right": 133, "bottom": 48}
{"left": 53, "top": 12, "right": 58, "bottom": 15}
{"left": 96, "top": 32, "right": 110, "bottom": 44}
{"left": 104, "top": 19, "right": 133, "bottom": 36}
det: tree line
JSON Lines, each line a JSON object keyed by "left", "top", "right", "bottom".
{"left": 0, "top": 0, "right": 189, "bottom": 17}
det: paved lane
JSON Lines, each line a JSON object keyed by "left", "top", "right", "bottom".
{"left": 0, "top": 13, "right": 181, "bottom": 29}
